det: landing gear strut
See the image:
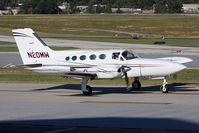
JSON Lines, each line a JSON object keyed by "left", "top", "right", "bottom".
{"left": 81, "top": 77, "right": 92, "bottom": 96}
{"left": 132, "top": 78, "right": 141, "bottom": 91}
{"left": 160, "top": 77, "right": 169, "bottom": 93}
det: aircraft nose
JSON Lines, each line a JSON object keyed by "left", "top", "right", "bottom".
{"left": 138, "top": 59, "right": 187, "bottom": 77}
{"left": 169, "top": 62, "right": 187, "bottom": 74}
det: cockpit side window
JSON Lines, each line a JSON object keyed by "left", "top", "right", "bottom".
{"left": 112, "top": 52, "right": 120, "bottom": 59}
{"left": 122, "top": 50, "right": 138, "bottom": 60}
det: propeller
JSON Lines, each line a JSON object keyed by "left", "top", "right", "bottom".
{"left": 118, "top": 66, "right": 131, "bottom": 90}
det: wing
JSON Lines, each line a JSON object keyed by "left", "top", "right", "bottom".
{"left": 62, "top": 65, "right": 122, "bottom": 79}
{"left": 157, "top": 57, "right": 193, "bottom": 64}
{"left": 5, "top": 63, "right": 120, "bottom": 80}
{"left": 3, "top": 63, "right": 42, "bottom": 68}
{"left": 62, "top": 72, "right": 97, "bottom": 80}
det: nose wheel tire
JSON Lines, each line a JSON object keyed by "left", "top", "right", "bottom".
{"left": 132, "top": 81, "right": 141, "bottom": 91}
{"left": 83, "top": 85, "right": 92, "bottom": 96}
{"left": 160, "top": 85, "right": 169, "bottom": 93}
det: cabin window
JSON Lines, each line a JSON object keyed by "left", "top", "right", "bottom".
{"left": 72, "top": 56, "right": 77, "bottom": 61}
{"left": 112, "top": 52, "right": 120, "bottom": 59}
{"left": 65, "top": 56, "right": 70, "bottom": 61}
{"left": 99, "top": 54, "right": 106, "bottom": 59}
{"left": 80, "top": 55, "right": 86, "bottom": 60}
{"left": 90, "top": 54, "right": 96, "bottom": 60}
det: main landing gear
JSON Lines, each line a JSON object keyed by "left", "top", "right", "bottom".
{"left": 160, "top": 77, "right": 169, "bottom": 93}
{"left": 83, "top": 85, "right": 92, "bottom": 95}
{"left": 81, "top": 77, "right": 92, "bottom": 96}
{"left": 126, "top": 77, "right": 141, "bottom": 92}
{"left": 132, "top": 78, "right": 141, "bottom": 91}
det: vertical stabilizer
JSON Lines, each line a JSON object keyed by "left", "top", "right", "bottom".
{"left": 12, "top": 28, "right": 54, "bottom": 64}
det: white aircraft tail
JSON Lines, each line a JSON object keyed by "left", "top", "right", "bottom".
{"left": 12, "top": 28, "right": 54, "bottom": 64}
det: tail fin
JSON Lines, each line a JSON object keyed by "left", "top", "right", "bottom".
{"left": 12, "top": 28, "right": 53, "bottom": 64}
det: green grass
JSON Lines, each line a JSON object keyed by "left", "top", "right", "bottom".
{"left": 63, "top": 37, "right": 199, "bottom": 47}
{"left": 0, "top": 47, "right": 18, "bottom": 52}
{"left": 0, "top": 37, "right": 198, "bottom": 53}
{"left": 1, "top": 14, "right": 199, "bottom": 47}
{"left": 50, "top": 46, "right": 78, "bottom": 51}
{"left": 1, "top": 14, "right": 199, "bottom": 38}
{"left": 0, "top": 68, "right": 198, "bottom": 86}
{"left": 0, "top": 41, "right": 14, "bottom": 45}
{"left": 0, "top": 46, "right": 78, "bottom": 52}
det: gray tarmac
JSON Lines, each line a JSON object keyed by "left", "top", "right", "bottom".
{"left": 0, "top": 83, "right": 199, "bottom": 132}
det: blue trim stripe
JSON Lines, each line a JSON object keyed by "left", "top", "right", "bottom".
{"left": 13, "top": 32, "right": 33, "bottom": 38}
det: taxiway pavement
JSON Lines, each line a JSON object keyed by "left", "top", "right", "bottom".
{"left": 0, "top": 83, "right": 199, "bottom": 132}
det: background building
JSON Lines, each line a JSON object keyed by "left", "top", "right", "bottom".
{"left": 111, "top": 8, "right": 142, "bottom": 14}
{"left": 183, "top": 4, "right": 199, "bottom": 13}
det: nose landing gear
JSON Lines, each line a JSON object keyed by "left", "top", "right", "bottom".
{"left": 160, "top": 77, "right": 169, "bottom": 93}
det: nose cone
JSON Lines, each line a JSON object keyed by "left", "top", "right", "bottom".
{"left": 138, "top": 58, "right": 187, "bottom": 77}
{"left": 167, "top": 62, "right": 187, "bottom": 74}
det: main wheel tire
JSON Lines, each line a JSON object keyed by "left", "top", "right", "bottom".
{"left": 83, "top": 85, "right": 92, "bottom": 96}
{"left": 132, "top": 81, "right": 141, "bottom": 91}
{"left": 160, "top": 85, "right": 169, "bottom": 93}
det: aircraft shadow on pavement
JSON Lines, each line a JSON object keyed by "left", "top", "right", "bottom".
{"left": 32, "top": 83, "right": 199, "bottom": 96}
{"left": 33, "top": 84, "right": 81, "bottom": 91}
{"left": 141, "top": 83, "right": 198, "bottom": 92}
{"left": 0, "top": 117, "right": 199, "bottom": 132}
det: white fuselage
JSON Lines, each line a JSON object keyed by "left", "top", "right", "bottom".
{"left": 27, "top": 49, "right": 186, "bottom": 79}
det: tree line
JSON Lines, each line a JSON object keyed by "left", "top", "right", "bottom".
{"left": 0, "top": 0, "right": 199, "bottom": 14}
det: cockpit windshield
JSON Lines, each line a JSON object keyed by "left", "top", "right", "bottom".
{"left": 121, "top": 50, "right": 141, "bottom": 60}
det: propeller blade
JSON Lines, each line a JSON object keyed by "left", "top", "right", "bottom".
{"left": 118, "top": 65, "right": 131, "bottom": 90}
{"left": 124, "top": 72, "right": 129, "bottom": 87}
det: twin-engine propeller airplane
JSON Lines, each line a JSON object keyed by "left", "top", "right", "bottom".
{"left": 12, "top": 28, "right": 192, "bottom": 95}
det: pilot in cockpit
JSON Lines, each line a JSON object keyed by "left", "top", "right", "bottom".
{"left": 121, "top": 50, "right": 139, "bottom": 60}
